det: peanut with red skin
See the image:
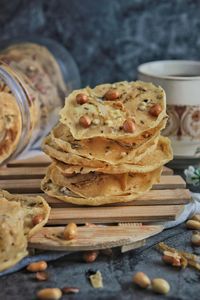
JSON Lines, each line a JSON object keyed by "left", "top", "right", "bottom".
{"left": 35, "top": 271, "right": 48, "bottom": 281}
{"left": 76, "top": 93, "right": 88, "bottom": 104}
{"left": 79, "top": 115, "right": 91, "bottom": 128}
{"left": 123, "top": 119, "right": 136, "bottom": 133}
{"left": 32, "top": 214, "right": 44, "bottom": 226}
{"left": 83, "top": 250, "right": 99, "bottom": 263}
{"left": 104, "top": 89, "right": 120, "bottom": 100}
{"left": 149, "top": 104, "right": 162, "bottom": 117}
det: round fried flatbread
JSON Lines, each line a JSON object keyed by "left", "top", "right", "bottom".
{"left": 60, "top": 81, "right": 166, "bottom": 140}
{"left": 0, "top": 190, "right": 50, "bottom": 238}
{"left": 0, "top": 198, "right": 28, "bottom": 272}
{"left": 43, "top": 163, "right": 162, "bottom": 198}
{"left": 41, "top": 167, "right": 162, "bottom": 206}
{"left": 54, "top": 136, "right": 172, "bottom": 174}
{"left": 0, "top": 92, "right": 22, "bottom": 164}
{"left": 49, "top": 118, "right": 166, "bottom": 165}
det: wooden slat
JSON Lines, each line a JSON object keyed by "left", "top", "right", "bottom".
{"left": 163, "top": 166, "right": 173, "bottom": 175}
{"left": 29, "top": 225, "right": 164, "bottom": 251}
{"left": 0, "top": 175, "right": 186, "bottom": 193}
{"left": 0, "top": 167, "right": 47, "bottom": 179}
{"left": 121, "top": 240, "right": 146, "bottom": 253}
{"left": 25, "top": 189, "right": 191, "bottom": 207}
{"left": 0, "top": 165, "right": 173, "bottom": 180}
{"left": 7, "top": 155, "right": 52, "bottom": 167}
{"left": 47, "top": 205, "right": 184, "bottom": 224}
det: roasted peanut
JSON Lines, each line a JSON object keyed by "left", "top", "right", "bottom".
{"left": 76, "top": 93, "right": 88, "bottom": 104}
{"left": 191, "top": 231, "right": 200, "bottom": 246}
{"left": 191, "top": 214, "right": 200, "bottom": 222}
{"left": 32, "top": 214, "right": 44, "bottom": 226}
{"left": 62, "top": 287, "right": 80, "bottom": 294}
{"left": 132, "top": 272, "right": 151, "bottom": 289}
{"left": 37, "top": 288, "right": 62, "bottom": 300}
{"left": 104, "top": 89, "right": 120, "bottom": 100}
{"left": 63, "top": 223, "right": 78, "bottom": 240}
{"left": 123, "top": 119, "right": 136, "bottom": 133}
{"left": 162, "top": 251, "right": 181, "bottom": 267}
{"left": 149, "top": 104, "right": 162, "bottom": 117}
{"left": 83, "top": 250, "right": 99, "bottom": 263}
{"left": 36, "top": 271, "right": 48, "bottom": 281}
{"left": 186, "top": 220, "right": 200, "bottom": 230}
{"left": 151, "top": 278, "right": 170, "bottom": 294}
{"left": 79, "top": 115, "right": 91, "bottom": 128}
{"left": 101, "top": 248, "right": 113, "bottom": 256}
{"left": 27, "top": 261, "right": 47, "bottom": 272}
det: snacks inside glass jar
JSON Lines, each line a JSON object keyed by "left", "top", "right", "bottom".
{"left": 0, "top": 40, "right": 80, "bottom": 165}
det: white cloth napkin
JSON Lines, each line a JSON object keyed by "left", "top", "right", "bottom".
{"left": 160, "top": 192, "right": 200, "bottom": 229}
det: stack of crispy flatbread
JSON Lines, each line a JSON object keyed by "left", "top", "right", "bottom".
{"left": 41, "top": 81, "right": 173, "bottom": 206}
{"left": 0, "top": 190, "right": 50, "bottom": 272}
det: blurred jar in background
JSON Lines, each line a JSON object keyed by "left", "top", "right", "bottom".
{"left": 0, "top": 39, "right": 80, "bottom": 165}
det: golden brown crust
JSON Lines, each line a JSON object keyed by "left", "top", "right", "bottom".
{"left": 0, "top": 92, "right": 22, "bottom": 164}
{"left": 60, "top": 81, "right": 166, "bottom": 140}
{"left": 0, "top": 198, "right": 28, "bottom": 272}
{"left": 0, "top": 190, "right": 50, "bottom": 238}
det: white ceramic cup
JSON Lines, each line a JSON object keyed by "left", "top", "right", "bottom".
{"left": 138, "top": 60, "right": 200, "bottom": 158}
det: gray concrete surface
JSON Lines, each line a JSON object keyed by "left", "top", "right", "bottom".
{"left": 0, "top": 223, "right": 199, "bottom": 300}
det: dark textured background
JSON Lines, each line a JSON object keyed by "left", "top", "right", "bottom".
{"left": 1, "top": 0, "right": 200, "bottom": 86}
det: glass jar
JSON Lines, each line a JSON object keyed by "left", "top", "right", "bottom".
{"left": 0, "top": 38, "right": 80, "bottom": 165}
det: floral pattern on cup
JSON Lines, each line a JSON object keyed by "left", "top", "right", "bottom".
{"left": 163, "top": 105, "right": 200, "bottom": 140}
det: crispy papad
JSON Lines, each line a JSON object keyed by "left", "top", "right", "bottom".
{"left": 49, "top": 118, "right": 167, "bottom": 164}
{"left": 60, "top": 81, "right": 166, "bottom": 140}
{"left": 0, "top": 198, "right": 28, "bottom": 272}
{"left": 0, "top": 92, "right": 22, "bottom": 164}
{"left": 0, "top": 190, "right": 50, "bottom": 238}
{"left": 41, "top": 167, "right": 162, "bottom": 206}
{"left": 54, "top": 136, "right": 172, "bottom": 174}
{"left": 41, "top": 164, "right": 162, "bottom": 199}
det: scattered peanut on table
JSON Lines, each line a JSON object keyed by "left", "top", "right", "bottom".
{"left": 132, "top": 272, "right": 151, "bottom": 289}
{"left": 35, "top": 271, "right": 48, "bottom": 281}
{"left": 27, "top": 261, "right": 48, "bottom": 272}
{"left": 63, "top": 222, "right": 78, "bottom": 240}
{"left": 186, "top": 219, "right": 200, "bottom": 230}
{"left": 83, "top": 250, "right": 99, "bottom": 263}
{"left": 151, "top": 278, "right": 170, "bottom": 295}
{"left": 62, "top": 287, "right": 80, "bottom": 294}
{"left": 37, "top": 288, "right": 62, "bottom": 300}
{"left": 191, "top": 231, "right": 200, "bottom": 246}
{"left": 162, "top": 251, "right": 182, "bottom": 267}
{"left": 191, "top": 214, "right": 200, "bottom": 222}
{"left": 132, "top": 271, "right": 170, "bottom": 295}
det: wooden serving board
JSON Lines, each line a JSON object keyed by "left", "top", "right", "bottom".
{"left": 0, "top": 155, "right": 191, "bottom": 252}
{"left": 29, "top": 224, "right": 164, "bottom": 251}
